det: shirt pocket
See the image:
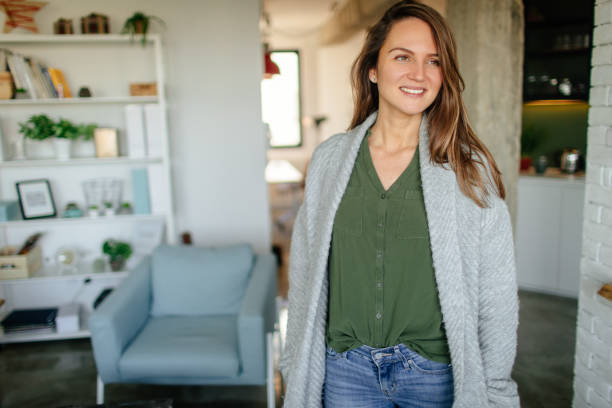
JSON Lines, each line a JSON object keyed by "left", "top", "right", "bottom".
{"left": 395, "top": 188, "right": 429, "bottom": 240}
{"left": 333, "top": 186, "right": 363, "bottom": 237}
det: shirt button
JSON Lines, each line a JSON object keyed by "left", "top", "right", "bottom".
{"left": 377, "top": 223, "right": 384, "bottom": 228}
{"left": 380, "top": 193, "right": 386, "bottom": 199}
{"left": 377, "top": 282, "right": 383, "bottom": 288}
{"left": 376, "top": 250, "right": 383, "bottom": 258}
{"left": 376, "top": 312, "right": 382, "bottom": 320}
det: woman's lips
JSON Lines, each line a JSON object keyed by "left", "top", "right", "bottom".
{"left": 399, "top": 86, "right": 425, "bottom": 95}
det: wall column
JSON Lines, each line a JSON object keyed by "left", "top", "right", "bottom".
{"left": 446, "top": 0, "right": 524, "bottom": 222}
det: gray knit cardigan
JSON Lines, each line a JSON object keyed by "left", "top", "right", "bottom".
{"left": 279, "top": 112, "right": 520, "bottom": 408}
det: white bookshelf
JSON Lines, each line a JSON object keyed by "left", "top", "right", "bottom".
{"left": 0, "top": 33, "right": 174, "bottom": 342}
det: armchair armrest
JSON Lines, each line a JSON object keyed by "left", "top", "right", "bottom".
{"left": 237, "top": 253, "right": 277, "bottom": 383}
{"left": 88, "top": 256, "right": 152, "bottom": 383}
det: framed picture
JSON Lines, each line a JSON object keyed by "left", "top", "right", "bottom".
{"left": 16, "top": 179, "right": 57, "bottom": 220}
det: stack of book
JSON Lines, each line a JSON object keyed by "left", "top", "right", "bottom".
{"left": 1, "top": 308, "right": 58, "bottom": 334}
{"left": 0, "top": 48, "right": 72, "bottom": 99}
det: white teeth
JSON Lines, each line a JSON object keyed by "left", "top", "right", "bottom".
{"left": 400, "top": 87, "right": 424, "bottom": 94}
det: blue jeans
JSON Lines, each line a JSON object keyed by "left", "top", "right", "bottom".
{"left": 324, "top": 343, "right": 454, "bottom": 407}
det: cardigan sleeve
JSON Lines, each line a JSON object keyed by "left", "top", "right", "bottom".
{"left": 278, "top": 200, "right": 309, "bottom": 385}
{"left": 478, "top": 196, "right": 520, "bottom": 408}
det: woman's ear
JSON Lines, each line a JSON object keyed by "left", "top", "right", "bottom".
{"left": 369, "top": 68, "right": 377, "bottom": 83}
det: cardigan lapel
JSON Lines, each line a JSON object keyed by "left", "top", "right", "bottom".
{"left": 305, "top": 112, "right": 378, "bottom": 331}
{"left": 418, "top": 118, "right": 465, "bottom": 391}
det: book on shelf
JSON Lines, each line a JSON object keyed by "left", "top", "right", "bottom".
{"left": 144, "top": 104, "right": 163, "bottom": 158}
{"left": 125, "top": 104, "right": 147, "bottom": 158}
{"left": 47, "top": 68, "right": 72, "bottom": 98}
{"left": 1, "top": 308, "right": 57, "bottom": 333}
{"left": 0, "top": 48, "right": 7, "bottom": 71}
{"left": 1, "top": 48, "right": 72, "bottom": 99}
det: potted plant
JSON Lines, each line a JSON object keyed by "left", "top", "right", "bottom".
{"left": 52, "top": 118, "right": 79, "bottom": 160}
{"left": 19, "top": 115, "right": 98, "bottom": 160}
{"left": 102, "top": 239, "right": 132, "bottom": 271}
{"left": 117, "top": 201, "right": 133, "bottom": 215}
{"left": 15, "top": 88, "right": 28, "bottom": 99}
{"left": 19, "top": 114, "right": 55, "bottom": 141}
{"left": 520, "top": 125, "right": 546, "bottom": 171}
{"left": 103, "top": 201, "right": 115, "bottom": 216}
{"left": 87, "top": 204, "right": 100, "bottom": 217}
{"left": 121, "top": 12, "right": 166, "bottom": 46}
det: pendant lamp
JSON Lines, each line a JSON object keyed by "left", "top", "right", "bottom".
{"left": 264, "top": 50, "right": 280, "bottom": 79}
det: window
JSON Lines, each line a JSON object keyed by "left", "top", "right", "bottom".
{"left": 261, "top": 50, "right": 302, "bottom": 148}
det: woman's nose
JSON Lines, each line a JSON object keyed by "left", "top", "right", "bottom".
{"left": 407, "top": 61, "right": 425, "bottom": 81}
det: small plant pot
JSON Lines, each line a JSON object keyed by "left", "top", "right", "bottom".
{"left": 109, "top": 255, "right": 125, "bottom": 272}
{"left": 54, "top": 138, "right": 71, "bottom": 160}
{"left": 134, "top": 20, "right": 145, "bottom": 34}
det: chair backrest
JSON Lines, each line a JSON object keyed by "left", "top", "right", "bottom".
{"left": 150, "top": 244, "right": 254, "bottom": 316}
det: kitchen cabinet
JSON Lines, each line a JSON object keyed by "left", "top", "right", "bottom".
{"left": 516, "top": 174, "right": 585, "bottom": 297}
{"left": 523, "top": 0, "right": 594, "bottom": 101}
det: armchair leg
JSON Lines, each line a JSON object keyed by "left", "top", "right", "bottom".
{"left": 96, "top": 375, "right": 104, "bottom": 405}
{"left": 267, "top": 331, "right": 275, "bottom": 408}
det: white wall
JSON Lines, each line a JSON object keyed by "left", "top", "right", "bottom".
{"left": 317, "top": 30, "right": 367, "bottom": 140}
{"left": 1, "top": 0, "right": 271, "bottom": 253}
{"left": 573, "top": 0, "right": 612, "bottom": 406}
{"left": 266, "top": 29, "right": 365, "bottom": 171}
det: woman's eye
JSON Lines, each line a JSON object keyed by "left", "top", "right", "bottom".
{"left": 428, "top": 59, "right": 441, "bottom": 66}
{"left": 395, "top": 55, "right": 409, "bottom": 61}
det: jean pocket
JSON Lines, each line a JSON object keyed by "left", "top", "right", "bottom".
{"left": 400, "top": 346, "right": 451, "bottom": 375}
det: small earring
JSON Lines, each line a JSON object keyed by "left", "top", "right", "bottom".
{"left": 370, "top": 75, "right": 377, "bottom": 83}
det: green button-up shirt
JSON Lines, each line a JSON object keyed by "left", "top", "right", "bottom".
{"left": 326, "top": 131, "right": 450, "bottom": 363}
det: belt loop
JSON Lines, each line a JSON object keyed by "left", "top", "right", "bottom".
{"left": 395, "top": 344, "right": 410, "bottom": 370}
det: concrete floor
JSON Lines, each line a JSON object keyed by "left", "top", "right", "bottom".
{"left": 0, "top": 290, "right": 577, "bottom": 408}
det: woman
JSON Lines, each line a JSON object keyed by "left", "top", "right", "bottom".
{"left": 279, "top": 1, "right": 519, "bottom": 407}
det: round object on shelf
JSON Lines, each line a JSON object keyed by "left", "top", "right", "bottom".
{"left": 55, "top": 246, "right": 79, "bottom": 274}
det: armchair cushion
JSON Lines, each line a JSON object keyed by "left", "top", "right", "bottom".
{"left": 151, "top": 244, "right": 254, "bottom": 316}
{"left": 119, "top": 315, "right": 240, "bottom": 380}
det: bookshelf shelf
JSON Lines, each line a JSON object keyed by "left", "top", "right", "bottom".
{"left": 0, "top": 156, "right": 163, "bottom": 168}
{"left": 0, "top": 270, "right": 129, "bottom": 284}
{"left": 0, "top": 96, "right": 159, "bottom": 105}
{"left": 0, "top": 214, "right": 165, "bottom": 228}
{"left": 0, "top": 34, "right": 157, "bottom": 44}
{"left": 0, "top": 327, "right": 91, "bottom": 344}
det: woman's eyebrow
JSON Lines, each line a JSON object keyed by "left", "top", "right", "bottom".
{"left": 388, "top": 47, "right": 439, "bottom": 57}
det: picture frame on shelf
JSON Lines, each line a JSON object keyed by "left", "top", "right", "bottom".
{"left": 16, "top": 179, "right": 57, "bottom": 219}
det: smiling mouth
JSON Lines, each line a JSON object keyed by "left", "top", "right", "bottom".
{"left": 399, "top": 87, "right": 425, "bottom": 95}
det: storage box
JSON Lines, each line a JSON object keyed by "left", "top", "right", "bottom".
{"left": 0, "top": 245, "right": 42, "bottom": 280}
{"left": 56, "top": 303, "right": 80, "bottom": 333}
{"left": 0, "top": 200, "right": 20, "bottom": 222}
{"left": 81, "top": 13, "right": 109, "bottom": 34}
{"left": 54, "top": 18, "right": 74, "bottom": 35}
{"left": 129, "top": 82, "right": 157, "bottom": 96}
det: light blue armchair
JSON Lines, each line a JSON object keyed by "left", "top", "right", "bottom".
{"left": 88, "top": 244, "right": 278, "bottom": 407}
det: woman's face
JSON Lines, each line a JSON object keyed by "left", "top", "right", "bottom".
{"left": 370, "top": 17, "right": 443, "bottom": 120}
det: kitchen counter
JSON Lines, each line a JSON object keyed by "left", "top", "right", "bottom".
{"left": 520, "top": 167, "right": 585, "bottom": 180}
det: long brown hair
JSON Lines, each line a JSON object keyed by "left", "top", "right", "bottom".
{"left": 349, "top": 0, "right": 505, "bottom": 208}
